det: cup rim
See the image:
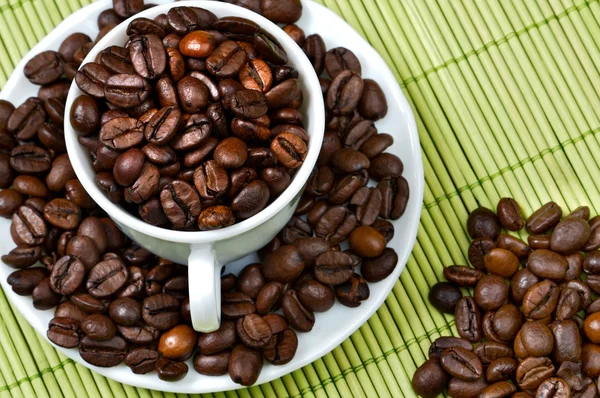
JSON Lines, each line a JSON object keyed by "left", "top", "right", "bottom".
{"left": 64, "top": 0, "right": 325, "bottom": 244}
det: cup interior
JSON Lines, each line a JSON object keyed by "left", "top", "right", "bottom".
{"left": 64, "top": 0, "right": 325, "bottom": 244}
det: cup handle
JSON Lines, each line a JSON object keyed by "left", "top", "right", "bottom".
{"left": 188, "top": 244, "right": 222, "bottom": 333}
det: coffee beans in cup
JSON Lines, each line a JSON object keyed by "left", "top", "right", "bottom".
{"left": 2, "top": 0, "right": 409, "bottom": 386}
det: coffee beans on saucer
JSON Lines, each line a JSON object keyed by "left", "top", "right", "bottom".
{"left": 1, "top": 0, "right": 410, "bottom": 386}
{"left": 413, "top": 199, "right": 600, "bottom": 397}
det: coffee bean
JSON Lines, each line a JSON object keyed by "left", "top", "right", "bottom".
{"left": 335, "top": 273, "right": 370, "bottom": 307}
{"left": 486, "top": 357, "right": 518, "bottom": 383}
{"left": 358, "top": 79, "right": 387, "bottom": 121}
{"left": 361, "top": 248, "right": 398, "bottom": 283}
{"left": 43, "top": 199, "right": 81, "bottom": 230}
{"left": 46, "top": 153, "right": 76, "bottom": 192}
{"left": 124, "top": 347, "right": 159, "bottom": 375}
{"left": 262, "top": 245, "right": 304, "bottom": 283}
{"left": 480, "top": 381, "right": 516, "bottom": 398}
{"left": 496, "top": 233, "right": 530, "bottom": 260}
{"left": 100, "top": 117, "right": 144, "bottom": 150}
{"left": 12, "top": 205, "right": 47, "bottom": 246}
{"left": 314, "top": 250, "right": 354, "bottom": 285}
{"left": 496, "top": 197, "right": 524, "bottom": 231}
{"left": 536, "top": 378, "right": 571, "bottom": 398}
{"left": 158, "top": 324, "right": 197, "bottom": 361}
{"left": 265, "top": 79, "right": 300, "bottom": 109}
{"left": 428, "top": 337, "right": 473, "bottom": 360}
{"left": 327, "top": 70, "right": 363, "bottom": 115}
{"left": 229, "top": 344, "right": 262, "bottom": 386}
{"left": 24, "top": 51, "right": 64, "bottom": 85}
{"left": 86, "top": 258, "right": 128, "bottom": 299}
{"left": 429, "top": 282, "right": 462, "bottom": 314}
{"left": 81, "top": 314, "right": 116, "bottom": 341}
{"left": 160, "top": 180, "right": 201, "bottom": 228}
{"left": 468, "top": 207, "right": 501, "bottom": 240}
{"left": 528, "top": 234, "right": 551, "bottom": 250}
{"left": 315, "top": 205, "right": 357, "bottom": 245}
{"left": 75, "top": 63, "right": 110, "bottom": 98}
{"left": 553, "top": 320, "right": 582, "bottom": 363}
{"left": 142, "top": 294, "right": 180, "bottom": 330}
{"left": 156, "top": 358, "right": 188, "bottom": 381}
{"left": 440, "top": 347, "right": 483, "bottom": 381}
{"left": 236, "top": 313, "right": 272, "bottom": 348}
{"left": 10, "top": 145, "right": 51, "bottom": 175}
{"left": 282, "top": 289, "right": 314, "bottom": 332}
{"left": 49, "top": 255, "right": 85, "bottom": 295}
{"left": 447, "top": 377, "right": 488, "bottom": 398}
{"left": 467, "top": 237, "right": 496, "bottom": 270}
{"left": 583, "top": 215, "right": 600, "bottom": 251}
{"left": 297, "top": 280, "right": 334, "bottom": 313}
{"left": 522, "top": 280, "right": 560, "bottom": 321}
{"left": 47, "top": 317, "right": 81, "bottom": 348}
{"left": 509, "top": 268, "right": 540, "bottom": 305}
{"left": 325, "top": 47, "right": 361, "bottom": 78}
{"left": 551, "top": 217, "right": 592, "bottom": 254}
{"left": 8, "top": 98, "right": 46, "bottom": 141}
{"left": 193, "top": 351, "right": 230, "bottom": 376}
{"left": 455, "top": 297, "right": 483, "bottom": 342}
{"left": 109, "top": 297, "right": 141, "bottom": 326}
{"left": 378, "top": 176, "right": 409, "bottom": 220}
{"left": 1, "top": 245, "right": 42, "bottom": 269}
{"left": 411, "top": 359, "right": 450, "bottom": 398}
{"left": 129, "top": 34, "right": 166, "bottom": 79}
{"left": 231, "top": 180, "right": 270, "bottom": 219}
{"left": 516, "top": 356, "right": 555, "bottom": 390}
{"left": 105, "top": 73, "right": 151, "bottom": 108}
{"left": 527, "top": 201, "right": 562, "bottom": 233}
{"left": 7, "top": 268, "right": 48, "bottom": 295}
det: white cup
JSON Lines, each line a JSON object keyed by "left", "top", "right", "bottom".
{"left": 64, "top": 1, "right": 325, "bottom": 333}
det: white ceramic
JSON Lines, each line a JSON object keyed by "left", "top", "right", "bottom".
{"left": 64, "top": 1, "right": 326, "bottom": 333}
{"left": 0, "top": 0, "right": 423, "bottom": 393}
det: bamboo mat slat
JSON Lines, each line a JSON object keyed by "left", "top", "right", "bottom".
{"left": 1, "top": 0, "right": 600, "bottom": 396}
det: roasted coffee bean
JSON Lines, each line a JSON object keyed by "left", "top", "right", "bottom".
{"left": 1, "top": 245, "right": 42, "bottom": 269}
{"left": 229, "top": 344, "right": 262, "bottom": 386}
{"left": 551, "top": 217, "right": 591, "bottom": 254}
{"left": 474, "top": 274, "right": 508, "bottom": 312}
{"left": 109, "top": 297, "right": 141, "bottom": 326}
{"left": 429, "top": 282, "right": 462, "bottom": 314}
{"left": 536, "top": 378, "right": 571, "bottom": 398}
{"left": 378, "top": 176, "right": 409, "bottom": 220}
{"left": 516, "top": 356, "right": 555, "bottom": 390}
{"left": 265, "top": 79, "right": 300, "bottom": 109}
{"left": 0, "top": 189, "right": 23, "bottom": 219}
{"left": 440, "top": 347, "right": 483, "bottom": 381}
{"left": 197, "top": 320, "right": 237, "bottom": 355}
{"left": 75, "top": 63, "right": 110, "bottom": 98}
{"left": 303, "top": 34, "right": 326, "bottom": 74}
{"left": 24, "top": 51, "right": 64, "bottom": 85}
{"left": 32, "top": 277, "right": 60, "bottom": 309}
{"left": 314, "top": 250, "right": 354, "bottom": 285}
{"left": 565, "top": 279, "right": 592, "bottom": 309}
{"left": 231, "top": 180, "right": 269, "bottom": 219}
{"left": 12, "top": 205, "right": 48, "bottom": 246}
{"left": 428, "top": 336, "right": 473, "bottom": 360}
{"left": 129, "top": 34, "right": 166, "bottom": 79}
{"left": 520, "top": 321, "right": 554, "bottom": 356}
{"left": 522, "top": 280, "right": 560, "bottom": 321}
{"left": 10, "top": 145, "right": 51, "bottom": 175}
{"left": 47, "top": 317, "right": 80, "bottom": 348}
{"left": 411, "top": 359, "right": 450, "bottom": 398}
{"left": 70, "top": 95, "right": 100, "bottom": 135}
{"left": 261, "top": 167, "right": 292, "bottom": 196}
{"left": 527, "top": 201, "right": 562, "bottom": 233}
{"left": 100, "top": 117, "right": 144, "bottom": 150}
{"left": 359, "top": 133, "right": 393, "bottom": 159}
{"left": 86, "top": 258, "right": 128, "bottom": 299}
{"left": 236, "top": 313, "right": 272, "bottom": 348}
{"left": 7, "top": 268, "right": 48, "bottom": 295}
{"left": 221, "top": 291, "right": 256, "bottom": 319}
{"left": 263, "top": 328, "right": 297, "bottom": 365}
{"left": 193, "top": 351, "right": 230, "bottom": 376}
{"left": 262, "top": 245, "right": 304, "bottom": 283}
{"left": 496, "top": 233, "right": 530, "bottom": 260}
{"left": 256, "top": 282, "right": 284, "bottom": 315}
{"left": 159, "top": 180, "right": 202, "bottom": 228}
{"left": 468, "top": 237, "right": 496, "bottom": 269}
{"left": 327, "top": 70, "right": 363, "bottom": 115}
{"left": 447, "top": 377, "right": 488, "bottom": 398}
{"left": 293, "top": 236, "right": 330, "bottom": 267}
{"left": 318, "top": 131, "right": 341, "bottom": 167}
{"left": 105, "top": 74, "right": 151, "bottom": 109}
{"left": 348, "top": 225, "right": 385, "bottom": 258}
{"left": 556, "top": 287, "right": 581, "bottom": 320}
{"left": 156, "top": 358, "right": 188, "bottom": 382}
{"left": 527, "top": 249, "right": 568, "bottom": 280}
{"left": 49, "top": 255, "right": 85, "bottom": 295}
{"left": 113, "top": 148, "right": 145, "bottom": 187}
{"left": 529, "top": 234, "right": 551, "bottom": 250}
{"left": 480, "top": 381, "right": 516, "bottom": 398}
{"left": 361, "top": 247, "right": 398, "bottom": 282}
{"left": 315, "top": 205, "right": 357, "bottom": 245}
{"left": 297, "top": 280, "right": 334, "bottom": 313}
{"left": 124, "top": 347, "right": 159, "bottom": 375}
{"left": 486, "top": 357, "right": 518, "bottom": 383}
{"left": 483, "top": 247, "right": 519, "bottom": 278}
{"left": 158, "top": 324, "right": 197, "bottom": 361}
{"left": 281, "top": 289, "right": 314, "bottom": 332}
{"left": 324, "top": 47, "right": 361, "bottom": 78}
{"left": 235, "top": 264, "right": 265, "bottom": 299}
{"left": 81, "top": 314, "right": 116, "bottom": 341}
{"left": 443, "top": 266, "right": 483, "bottom": 287}
{"left": 496, "top": 197, "right": 524, "bottom": 230}
{"left": 79, "top": 334, "right": 127, "bottom": 367}
{"left": 46, "top": 153, "right": 76, "bottom": 192}
{"left": 583, "top": 215, "right": 600, "bottom": 251}
{"left": 584, "top": 251, "right": 600, "bottom": 274}
{"left": 279, "top": 216, "right": 311, "bottom": 245}
{"left": 455, "top": 297, "right": 483, "bottom": 342}
{"left": 552, "top": 320, "right": 582, "bottom": 363}
{"left": 335, "top": 273, "right": 369, "bottom": 307}
{"left": 142, "top": 294, "right": 180, "bottom": 330}
{"left": 43, "top": 198, "right": 81, "bottom": 230}
{"left": 467, "top": 207, "right": 501, "bottom": 239}
{"left": 7, "top": 98, "right": 46, "bottom": 141}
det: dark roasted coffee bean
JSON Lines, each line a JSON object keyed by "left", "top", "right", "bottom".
{"left": 86, "top": 258, "right": 128, "bottom": 298}
{"left": 496, "top": 233, "right": 530, "bottom": 260}
{"left": 81, "top": 314, "right": 116, "bottom": 341}
{"left": 261, "top": 167, "right": 291, "bottom": 196}
{"left": 428, "top": 336, "right": 473, "bottom": 359}
{"left": 297, "top": 280, "right": 334, "bottom": 313}
{"left": 443, "top": 265, "right": 483, "bottom": 287}
{"left": 124, "top": 347, "right": 159, "bottom": 375}
{"left": 516, "top": 356, "right": 555, "bottom": 390}
{"left": 324, "top": 47, "right": 361, "bottom": 79}
{"left": 193, "top": 351, "right": 230, "bottom": 376}
{"left": 24, "top": 51, "right": 64, "bottom": 85}
{"left": 522, "top": 280, "right": 560, "bottom": 320}
{"left": 156, "top": 358, "right": 188, "bottom": 382}
{"left": 528, "top": 234, "right": 551, "bottom": 250}
{"left": 361, "top": 247, "right": 398, "bottom": 282}
{"left": 429, "top": 282, "right": 462, "bottom": 314}
{"left": 584, "top": 215, "right": 600, "bottom": 251}
{"left": 486, "top": 357, "right": 518, "bottom": 383}
{"left": 280, "top": 217, "right": 311, "bottom": 245}
{"left": 468, "top": 237, "right": 496, "bottom": 269}
{"left": 552, "top": 320, "right": 582, "bottom": 363}
{"left": 440, "top": 347, "right": 483, "bottom": 381}
{"left": 159, "top": 180, "right": 202, "bottom": 228}
{"left": 527, "top": 201, "right": 562, "bottom": 233}
{"left": 455, "top": 297, "right": 482, "bottom": 342}
{"left": 142, "top": 294, "right": 180, "bottom": 330}
{"left": 47, "top": 317, "right": 80, "bottom": 348}
{"left": 447, "top": 377, "right": 488, "bottom": 398}
{"left": 496, "top": 197, "right": 524, "bottom": 231}
{"left": 129, "top": 34, "right": 166, "bottom": 79}
{"left": 474, "top": 274, "right": 508, "bottom": 312}
{"left": 75, "top": 63, "right": 110, "bottom": 98}
{"left": 480, "top": 381, "right": 516, "bottom": 398}
{"left": 1, "top": 245, "right": 42, "bottom": 269}
{"left": 46, "top": 153, "right": 76, "bottom": 192}
{"left": 12, "top": 205, "right": 47, "bottom": 246}
{"left": 536, "top": 378, "right": 571, "bottom": 398}
{"left": 482, "top": 303, "right": 522, "bottom": 344}
{"left": 109, "top": 297, "right": 141, "bottom": 326}
{"left": 262, "top": 245, "right": 304, "bottom": 283}
{"left": 32, "top": 277, "right": 61, "bottom": 309}
{"left": 315, "top": 205, "right": 357, "bottom": 245}
{"left": 231, "top": 179, "right": 269, "bottom": 219}
{"left": 7, "top": 268, "right": 48, "bottom": 295}
{"left": 197, "top": 206, "right": 234, "bottom": 230}
{"left": 314, "top": 251, "right": 354, "bottom": 285}
{"left": 265, "top": 79, "right": 300, "bottom": 109}
{"left": 412, "top": 359, "right": 450, "bottom": 398}
{"left": 10, "top": 144, "right": 51, "bottom": 174}
{"left": 335, "top": 273, "right": 369, "bottom": 307}
{"left": 303, "top": 34, "right": 326, "bottom": 75}
{"left": 358, "top": 79, "right": 388, "bottom": 121}
{"left": 378, "top": 176, "right": 409, "bottom": 220}
{"left": 281, "top": 289, "right": 314, "bottom": 332}
{"left": 263, "top": 328, "right": 297, "bottom": 365}
{"left": 256, "top": 282, "right": 284, "bottom": 315}
{"left": 236, "top": 313, "right": 272, "bottom": 348}
{"left": 327, "top": 70, "right": 363, "bottom": 115}
{"left": 127, "top": 17, "right": 165, "bottom": 38}
{"left": 223, "top": 89, "right": 268, "bottom": 119}
{"left": 0, "top": 189, "right": 23, "bottom": 219}
{"left": 49, "top": 255, "right": 85, "bottom": 295}
{"left": 467, "top": 207, "right": 501, "bottom": 239}
{"left": 100, "top": 117, "right": 144, "bottom": 150}
{"left": 551, "top": 217, "right": 591, "bottom": 254}
{"left": 229, "top": 344, "right": 262, "bottom": 386}
{"left": 43, "top": 199, "right": 81, "bottom": 230}
{"left": 510, "top": 268, "right": 540, "bottom": 305}
{"left": 527, "top": 249, "right": 567, "bottom": 280}
{"left": 172, "top": 113, "right": 212, "bottom": 151}
{"left": 105, "top": 74, "right": 151, "bottom": 108}
{"left": 70, "top": 293, "right": 106, "bottom": 314}
{"left": 236, "top": 264, "right": 265, "bottom": 299}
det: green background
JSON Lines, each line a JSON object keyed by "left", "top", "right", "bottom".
{"left": 2, "top": 0, "right": 600, "bottom": 396}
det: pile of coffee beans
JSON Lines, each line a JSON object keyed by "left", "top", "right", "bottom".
{"left": 0, "top": 0, "right": 408, "bottom": 386}
{"left": 413, "top": 199, "right": 600, "bottom": 397}
{"left": 70, "top": 5, "right": 311, "bottom": 231}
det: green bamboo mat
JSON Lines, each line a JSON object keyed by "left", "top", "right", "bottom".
{"left": 2, "top": 0, "right": 600, "bottom": 396}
